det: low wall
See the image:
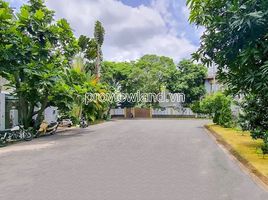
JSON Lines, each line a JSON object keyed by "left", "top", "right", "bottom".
{"left": 153, "top": 115, "right": 196, "bottom": 118}
{"left": 110, "top": 107, "right": 196, "bottom": 118}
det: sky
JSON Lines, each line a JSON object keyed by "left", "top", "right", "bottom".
{"left": 7, "top": 0, "right": 203, "bottom": 63}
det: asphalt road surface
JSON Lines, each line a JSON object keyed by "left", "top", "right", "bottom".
{"left": 0, "top": 119, "right": 267, "bottom": 200}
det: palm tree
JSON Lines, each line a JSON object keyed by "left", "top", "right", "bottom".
{"left": 94, "top": 21, "right": 105, "bottom": 78}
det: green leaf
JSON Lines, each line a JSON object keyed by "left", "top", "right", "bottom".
{"left": 5, "top": 44, "right": 13, "bottom": 49}
{"left": 20, "top": 7, "right": 29, "bottom": 19}
{"left": 0, "top": 8, "right": 12, "bottom": 20}
{"left": 247, "top": 11, "right": 263, "bottom": 19}
{"left": 58, "top": 19, "right": 69, "bottom": 30}
{"left": 34, "top": 9, "right": 45, "bottom": 20}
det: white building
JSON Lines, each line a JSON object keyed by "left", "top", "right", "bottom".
{"left": 204, "top": 66, "right": 221, "bottom": 94}
{"left": 0, "top": 77, "right": 14, "bottom": 130}
{"left": 0, "top": 77, "right": 58, "bottom": 130}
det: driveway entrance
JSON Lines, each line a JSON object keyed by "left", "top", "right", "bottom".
{"left": 0, "top": 119, "right": 267, "bottom": 200}
{"left": 125, "top": 108, "right": 151, "bottom": 118}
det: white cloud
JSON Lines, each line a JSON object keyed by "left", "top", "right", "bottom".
{"left": 45, "top": 0, "right": 198, "bottom": 62}
{"left": 151, "top": 0, "right": 178, "bottom": 35}
{"left": 182, "top": 6, "right": 190, "bottom": 19}
{"left": 181, "top": 5, "right": 205, "bottom": 38}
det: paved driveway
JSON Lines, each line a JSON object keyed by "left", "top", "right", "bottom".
{"left": 0, "top": 119, "right": 267, "bottom": 200}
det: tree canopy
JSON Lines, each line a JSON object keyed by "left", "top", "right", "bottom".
{"left": 102, "top": 55, "right": 207, "bottom": 107}
{"left": 187, "top": 0, "right": 268, "bottom": 95}
{"left": 188, "top": 0, "right": 268, "bottom": 150}
{"left": 167, "top": 59, "right": 207, "bottom": 105}
{"left": 0, "top": 0, "right": 78, "bottom": 127}
{"left": 0, "top": 0, "right": 107, "bottom": 128}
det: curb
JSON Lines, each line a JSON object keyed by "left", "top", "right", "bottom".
{"left": 204, "top": 124, "right": 268, "bottom": 190}
{"left": 56, "top": 120, "right": 107, "bottom": 133}
{"left": 57, "top": 127, "right": 77, "bottom": 134}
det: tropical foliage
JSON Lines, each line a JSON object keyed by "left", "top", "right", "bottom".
{"left": 0, "top": 0, "right": 78, "bottom": 127}
{"left": 167, "top": 59, "right": 207, "bottom": 105}
{"left": 102, "top": 55, "right": 207, "bottom": 107}
{"left": 239, "top": 94, "right": 268, "bottom": 153}
{"left": 193, "top": 92, "right": 233, "bottom": 128}
{"left": 0, "top": 0, "right": 107, "bottom": 128}
{"left": 188, "top": 0, "right": 268, "bottom": 149}
{"left": 187, "top": 0, "right": 268, "bottom": 95}
{"left": 94, "top": 21, "right": 105, "bottom": 77}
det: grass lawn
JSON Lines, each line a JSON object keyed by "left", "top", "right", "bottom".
{"left": 206, "top": 124, "right": 268, "bottom": 182}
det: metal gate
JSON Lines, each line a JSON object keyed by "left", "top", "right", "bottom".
{"left": 124, "top": 108, "right": 151, "bottom": 118}
{"left": 134, "top": 108, "right": 151, "bottom": 118}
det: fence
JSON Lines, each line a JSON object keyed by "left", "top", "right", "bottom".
{"left": 110, "top": 107, "right": 196, "bottom": 118}
{"left": 110, "top": 108, "right": 125, "bottom": 117}
{"left": 152, "top": 108, "right": 195, "bottom": 118}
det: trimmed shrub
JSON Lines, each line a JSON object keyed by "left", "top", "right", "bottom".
{"left": 239, "top": 94, "right": 268, "bottom": 155}
{"left": 198, "top": 92, "right": 233, "bottom": 127}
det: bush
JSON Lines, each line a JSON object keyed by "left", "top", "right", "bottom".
{"left": 190, "top": 101, "right": 202, "bottom": 114}
{"left": 261, "top": 144, "right": 268, "bottom": 157}
{"left": 239, "top": 94, "right": 268, "bottom": 153}
{"left": 198, "top": 92, "right": 233, "bottom": 127}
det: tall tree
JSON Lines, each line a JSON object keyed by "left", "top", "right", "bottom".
{"left": 66, "top": 54, "right": 108, "bottom": 122}
{"left": 187, "top": 0, "right": 268, "bottom": 95}
{"left": 102, "top": 56, "right": 206, "bottom": 107}
{"left": 167, "top": 59, "right": 207, "bottom": 105}
{"left": 94, "top": 21, "right": 105, "bottom": 78}
{"left": 130, "top": 55, "right": 176, "bottom": 94}
{"left": 187, "top": 0, "right": 268, "bottom": 149}
{"left": 0, "top": 0, "right": 78, "bottom": 128}
{"left": 78, "top": 35, "right": 98, "bottom": 73}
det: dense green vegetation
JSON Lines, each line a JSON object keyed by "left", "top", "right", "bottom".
{"left": 0, "top": 0, "right": 207, "bottom": 129}
{"left": 188, "top": 0, "right": 268, "bottom": 150}
{"left": 167, "top": 59, "right": 207, "bottom": 105}
{"left": 2, "top": 0, "right": 267, "bottom": 158}
{"left": 239, "top": 95, "right": 268, "bottom": 154}
{"left": 0, "top": 0, "right": 107, "bottom": 128}
{"left": 192, "top": 92, "right": 233, "bottom": 127}
{"left": 102, "top": 56, "right": 207, "bottom": 107}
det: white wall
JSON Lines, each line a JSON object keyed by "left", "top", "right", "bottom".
{"left": 0, "top": 93, "right": 5, "bottom": 130}
{"left": 110, "top": 107, "right": 195, "bottom": 117}
{"left": 110, "top": 108, "right": 124, "bottom": 116}
{"left": 44, "top": 106, "right": 58, "bottom": 123}
{"left": 152, "top": 107, "right": 194, "bottom": 116}
{"left": 9, "top": 108, "right": 19, "bottom": 127}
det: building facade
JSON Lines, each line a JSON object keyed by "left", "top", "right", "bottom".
{"left": 0, "top": 77, "right": 58, "bottom": 130}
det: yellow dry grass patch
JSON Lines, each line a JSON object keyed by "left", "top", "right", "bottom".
{"left": 208, "top": 124, "right": 268, "bottom": 177}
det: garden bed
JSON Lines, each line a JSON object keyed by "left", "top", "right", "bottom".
{"left": 205, "top": 124, "right": 268, "bottom": 186}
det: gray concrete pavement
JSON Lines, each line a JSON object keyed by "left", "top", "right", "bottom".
{"left": 0, "top": 119, "right": 267, "bottom": 200}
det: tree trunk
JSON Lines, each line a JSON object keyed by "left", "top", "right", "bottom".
{"left": 34, "top": 96, "right": 49, "bottom": 129}
{"left": 18, "top": 95, "right": 28, "bottom": 126}
{"left": 96, "top": 45, "right": 100, "bottom": 78}
{"left": 15, "top": 73, "right": 29, "bottom": 128}
{"left": 25, "top": 102, "right": 35, "bottom": 128}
